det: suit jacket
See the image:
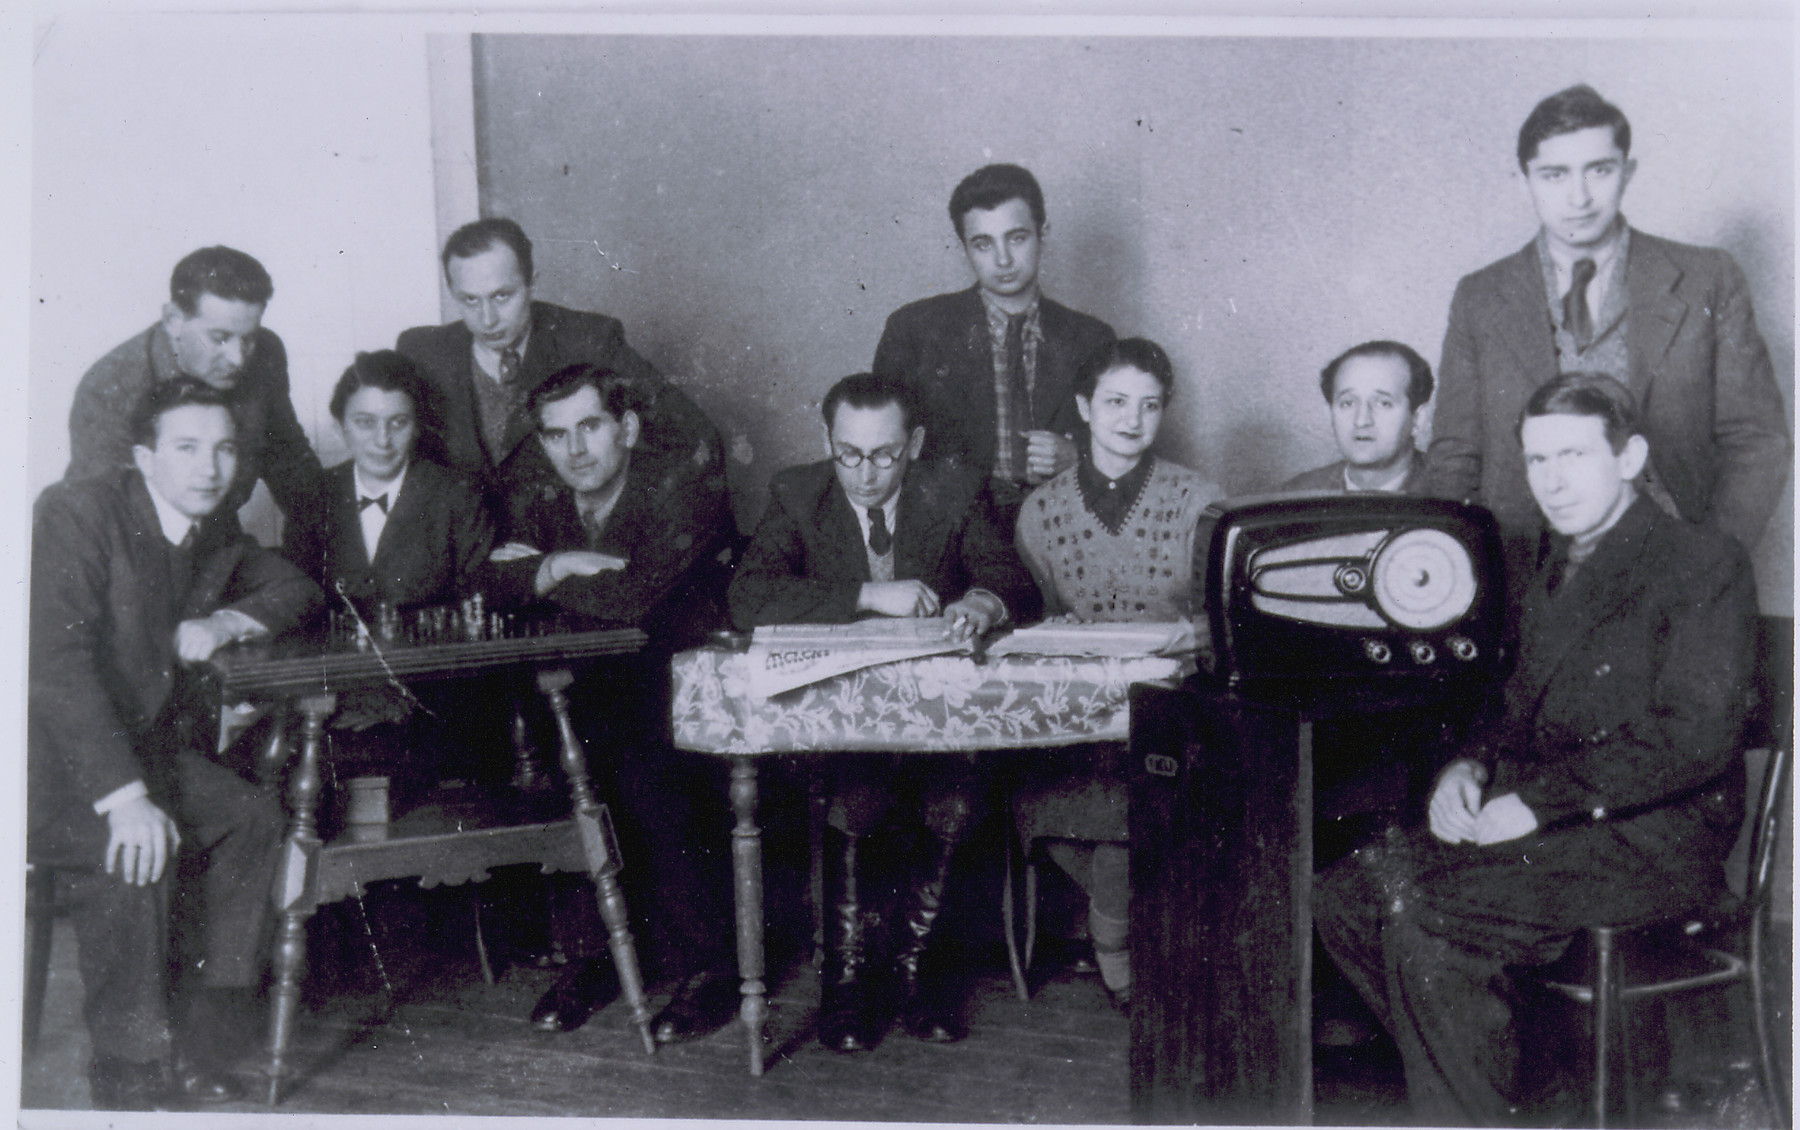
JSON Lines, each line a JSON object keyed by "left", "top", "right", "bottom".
{"left": 281, "top": 458, "right": 495, "bottom": 617}
{"left": 29, "top": 471, "right": 322, "bottom": 832}
{"left": 728, "top": 459, "right": 1041, "bottom": 628}
{"left": 872, "top": 286, "right": 1116, "bottom": 473}
{"left": 396, "top": 301, "right": 722, "bottom": 510}
{"left": 1279, "top": 448, "right": 1428, "bottom": 494}
{"left": 1426, "top": 230, "right": 1790, "bottom": 555}
{"left": 485, "top": 455, "right": 734, "bottom": 650}
{"left": 66, "top": 323, "right": 322, "bottom": 520}
{"left": 1469, "top": 495, "right": 1756, "bottom": 894}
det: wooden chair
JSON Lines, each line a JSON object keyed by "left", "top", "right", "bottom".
{"left": 1539, "top": 615, "right": 1792, "bottom": 1128}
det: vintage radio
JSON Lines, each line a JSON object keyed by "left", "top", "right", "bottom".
{"left": 1201, "top": 493, "right": 1507, "bottom": 692}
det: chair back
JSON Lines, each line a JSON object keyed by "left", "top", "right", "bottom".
{"left": 1745, "top": 616, "right": 1793, "bottom": 912}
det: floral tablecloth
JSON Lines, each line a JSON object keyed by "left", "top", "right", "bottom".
{"left": 671, "top": 647, "right": 1191, "bottom": 755}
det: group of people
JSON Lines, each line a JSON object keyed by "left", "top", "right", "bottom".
{"left": 27, "top": 80, "right": 1789, "bottom": 1124}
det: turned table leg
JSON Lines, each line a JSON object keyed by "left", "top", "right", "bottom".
{"left": 266, "top": 694, "right": 333, "bottom": 1106}
{"left": 729, "top": 756, "right": 768, "bottom": 1075}
{"left": 537, "top": 667, "right": 656, "bottom": 1054}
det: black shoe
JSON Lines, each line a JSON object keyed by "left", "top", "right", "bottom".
{"left": 898, "top": 973, "right": 966, "bottom": 1043}
{"left": 894, "top": 833, "right": 966, "bottom": 1044}
{"left": 170, "top": 1050, "right": 244, "bottom": 1104}
{"left": 89, "top": 1056, "right": 179, "bottom": 1112}
{"left": 652, "top": 968, "right": 742, "bottom": 1044}
{"left": 820, "top": 978, "right": 887, "bottom": 1053}
{"left": 529, "top": 957, "right": 620, "bottom": 1032}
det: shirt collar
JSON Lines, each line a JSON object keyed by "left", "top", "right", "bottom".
{"left": 979, "top": 288, "right": 1042, "bottom": 336}
{"left": 1538, "top": 219, "right": 1629, "bottom": 287}
{"left": 143, "top": 475, "right": 199, "bottom": 545}
{"left": 472, "top": 324, "right": 533, "bottom": 381}
{"left": 353, "top": 461, "right": 409, "bottom": 507}
{"left": 1342, "top": 455, "right": 1414, "bottom": 493}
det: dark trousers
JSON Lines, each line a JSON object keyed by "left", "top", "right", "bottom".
{"left": 827, "top": 754, "right": 985, "bottom": 842}
{"left": 29, "top": 751, "right": 283, "bottom": 1063}
{"left": 1314, "top": 821, "right": 1722, "bottom": 1125}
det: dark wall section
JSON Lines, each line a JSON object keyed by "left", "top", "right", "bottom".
{"left": 473, "top": 33, "right": 1793, "bottom": 610}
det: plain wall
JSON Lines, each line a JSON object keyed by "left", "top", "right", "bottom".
{"left": 30, "top": 13, "right": 447, "bottom": 542}
{"left": 473, "top": 32, "right": 1794, "bottom": 612}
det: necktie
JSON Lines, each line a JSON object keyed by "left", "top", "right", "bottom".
{"left": 1564, "top": 257, "right": 1597, "bottom": 349}
{"left": 1003, "top": 313, "right": 1032, "bottom": 474}
{"left": 499, "top": 347, "right": 521, "bottom": 384}
{"left": 169, "top": 526, "right": 197, "bottom": 599}
{"left": 867, "top": 507, "right": 893, "bottom": 556}
{"left": 358, "top": 494, "right": 388, "bottom": 513}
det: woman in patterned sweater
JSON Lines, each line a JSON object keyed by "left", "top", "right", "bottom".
{"left": 1013, "top": 338, "right": 1223, "bottom": 1007}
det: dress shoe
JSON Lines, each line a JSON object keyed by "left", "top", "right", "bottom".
{"left": 652, "top": 968, "right": 742, "bottom": 1045}
{"left": 894, "top": 834, "right": 965, "bottom": 1044}
{"left": 171, "top": 1050, "right": 245, "bottom": 1104}
{"left": 89, "top": 1056, "right": 178, "bottom": 1112}
{"left": 819, "top": 979, "right": 887, "bottom": 1053}
{"left": 898, "top": 975, "right": 966, "bottom": 1043}
{"left": 529, "top": 956, "right": 620, "bottom": 1031}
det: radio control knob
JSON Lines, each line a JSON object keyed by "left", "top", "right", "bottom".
{"left": 1362, "top": 639, "right": 1392, "bottom": 664}
{"left": 1409, "top": 640, "right": 1437, "bottom": 665}
{"left": 1448, "top": 636, "right": 1478, "bottom": 661}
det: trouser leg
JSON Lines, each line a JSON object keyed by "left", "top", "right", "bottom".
{"left": 62, "top": 867, "right": 174, "bottom": 1065}
{"left": 172, "top": 752, "right": 283, "bottom": 990}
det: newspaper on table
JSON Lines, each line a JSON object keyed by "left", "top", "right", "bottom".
{"left": 747, "top": 617, "right": 973, "bottom": 698}
{"left": 746, "top": 617, "right": 1198, "bottom": 698}
{"left": 984, "top": 619, "right": 1198, "bottom": 658}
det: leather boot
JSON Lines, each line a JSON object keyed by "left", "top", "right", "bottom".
{"left": 818, "top": 829, "right": 884, "bottom": 1052}
{"left": 895, "top": 833, "right": 966, "bottom": 1043}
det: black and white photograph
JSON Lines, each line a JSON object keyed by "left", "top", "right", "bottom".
{"left": 13, "top": 4, "right": 1794, "bottom": 1126}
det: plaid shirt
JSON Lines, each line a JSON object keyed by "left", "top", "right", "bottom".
{"left": 980, "top": 290, "right": 1043, "bottom": 484}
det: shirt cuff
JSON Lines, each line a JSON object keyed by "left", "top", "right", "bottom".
{"left": 94, "top": 779, "right": 148, "bottom": 816}
{"left": 210, "top": 609, "right": 269, "bottom": 642}
{"left": 960, "top": 588, "right": 1008, "bottom": 626}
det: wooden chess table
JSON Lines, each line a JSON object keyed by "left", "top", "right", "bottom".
{"left": 207, "top": 605, "right": 654, "bottom": 1104}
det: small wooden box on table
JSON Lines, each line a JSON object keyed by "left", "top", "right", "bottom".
{"left": 670, "top": 635, "right": 1190, "bottom": 1076}
{"left": 207, "top": 617, "right": 655, "bottom": 1104}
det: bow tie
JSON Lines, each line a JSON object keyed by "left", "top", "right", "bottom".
{"left": 358, "top": 494, "right": 389, "bottom": 514}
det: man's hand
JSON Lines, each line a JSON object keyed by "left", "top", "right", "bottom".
{"left": 858, "top": 579, "right": 942, "bottom": 619}
{"left": 1428, "top": 759, "right": 1488, "bottom": 844}
{"left": 175, "top": 617, "right": 232, "bottom": 663}
{"left": 489, "top": 541, "right": 544, "bottom": 563}
{"left": 535, "top": 550, "right": 629, "bottom": 595}
{"left": 942, "top": 597, "right": 997, "bottom": 642}
{"left": 1472, "top": 793, "right": 1539, "bottom": 845}
{"left": 1025, "top": 431, "right": 1079, "bottom": 484}
{"left": 104, "top": 796, "right": 180, "bottom": 886}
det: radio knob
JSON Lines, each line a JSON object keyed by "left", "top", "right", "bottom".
{"left": 1448, "top": 636, "right": 1478, "bottom": 661}
{"left": 1362, "top": 639, "right": 1392, "bottom": 664}
{"left": 1409, "top": 640, "right": 1437, "bottom": 665}
{"left": 1335, "top": 563, "right": 1370, "bottom": 595}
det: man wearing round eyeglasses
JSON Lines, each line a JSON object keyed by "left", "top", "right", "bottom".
{"left": 728, "top": 372, "right": 1039, "bottom": 1055}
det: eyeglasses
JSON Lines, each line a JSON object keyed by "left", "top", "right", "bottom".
{"left": 832, "top": 447, "right": 905, "bottom": 470}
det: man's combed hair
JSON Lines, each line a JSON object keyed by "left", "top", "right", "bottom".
{"left": 128, "top": 376, "right": 235, "bottom": 448}
{"left": 1517, "top": 84, "right": 1631, "bottom": 172}
{"left": 1517, "top": 371, "right": 1642, "bottom": 453}
{"left": 169, "top": 246, "right": 273, "bottom": 316}
{"left": 441, "top": 217, "right": 535, "bottom": 284}
{"left": 821, "top": 372, "right": 922, "bottom": 434}
{"left": 527, "top": 362, "right": 640, "bottom": 426}
{"left": 1074, "top": 338, "right": 1176, "bottom": 400}
{"left": 948, "top": 164, "right": 1047, "bottom": 240}
{"left": 1318, "top": 340, "right": 1435, "bottom": 410}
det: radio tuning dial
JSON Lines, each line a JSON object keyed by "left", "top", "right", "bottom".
{"left": 1371, "top": 528, "right": 1478, "bottom": 631}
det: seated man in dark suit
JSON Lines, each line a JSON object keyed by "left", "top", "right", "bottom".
{"left": 1315, "top": 372, "right": 1757, "bottom": 1125}
{"left": 874, "top": 164, "right": 1115, "bottom": 527}
{"left": 31, "top": 378, "right": 323, "bottom": 1110}
{"left": 396, "top": 217, "right": 720, "bottom": 514}
{"left": 1281, "top": 340, "right": 1432, "bottom": 494}
{"left": 729, "top": 373, "right": 1040, "bottom": 1052}
{"left": 66, "top": 245, "right": 323, "bottom": 525}
{"left": 486, "top": 362, "right": 742, "bottom": 1044}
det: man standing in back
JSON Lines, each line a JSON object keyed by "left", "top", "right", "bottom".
{"left": 874, "top": 164, "right": 1115, "bottom": 527}
{"left": 1425, "top": 85, "right": 1789, "bottom": 595}
{"left": 396, "top": 217, "right": 723, "bottom": 512}
{"left": 67, "top": 245, "right": 322, "bottom": 525}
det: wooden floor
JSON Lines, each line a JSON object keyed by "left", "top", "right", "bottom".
{"left": 20, "top": 894, "right": 1786, "bottom": 1125}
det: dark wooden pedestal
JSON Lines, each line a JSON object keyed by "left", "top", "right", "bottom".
{"left": 1129, "top": 682, "right": 1313, "bottom": 1125}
